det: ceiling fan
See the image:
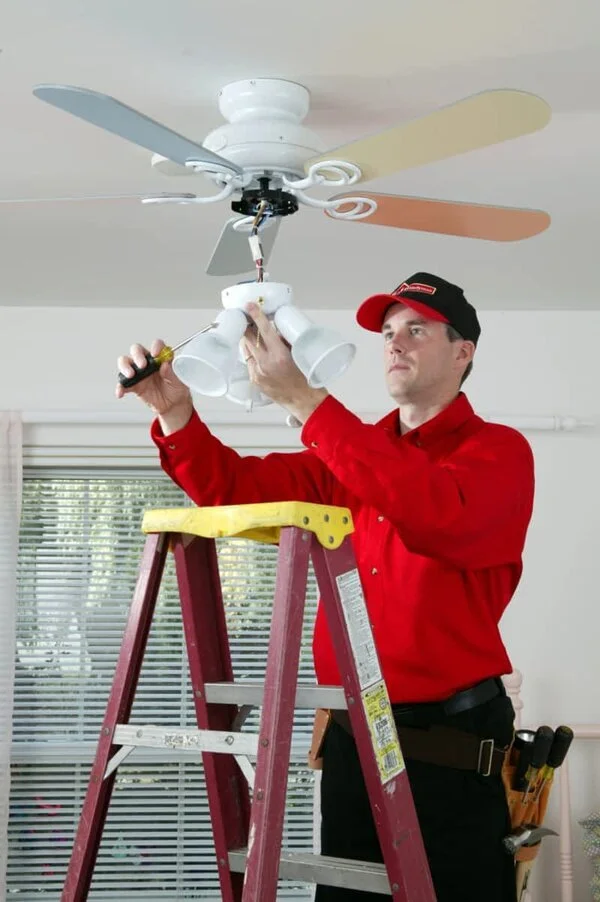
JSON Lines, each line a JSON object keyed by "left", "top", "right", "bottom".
{"left": 28, "top": 78, "right": 552, "bottom": 276}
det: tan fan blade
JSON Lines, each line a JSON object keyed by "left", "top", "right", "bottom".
{"left": 307, "top": 90, "right": 550, "bottom": 183}
{"left": 328, "top": 193, "right": 550, "bottom": 241}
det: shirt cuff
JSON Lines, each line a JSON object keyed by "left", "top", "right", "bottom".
{"left": 301, "top": 395, "right": 361, "bottom": 453}
{"left": 150, "top": 409, "right": 209, "bottom": 463}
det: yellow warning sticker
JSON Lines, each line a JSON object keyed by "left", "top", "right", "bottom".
{"left": 362, "top": 681, "right": 405, "bottom": 784}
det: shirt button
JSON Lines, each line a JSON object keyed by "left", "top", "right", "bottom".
{"left": 311, "top": 441, "right": 318, "bottom": 448}
{"left": 377, "top": 515, "right": 384, "bottom": 522}
{"left": 168, "top": 444, "right": 176, "bottom": 450}
{"left": 371, "top": 567, "right": 378, "bottom": 575}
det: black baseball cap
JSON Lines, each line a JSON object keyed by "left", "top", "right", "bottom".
{"left": 356, "top": 272, "right": 481, "bottom": 345}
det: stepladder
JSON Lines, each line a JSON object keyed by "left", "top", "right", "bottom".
{"left": 61, "top": 501, "right": 437, "bottom": 902}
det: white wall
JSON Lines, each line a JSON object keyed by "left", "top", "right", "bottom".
{"left": 1, "top": 304, "right": 599, "bottom": 899}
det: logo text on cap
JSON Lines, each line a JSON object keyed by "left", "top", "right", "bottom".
{"left": 393, "top": 281, "right": 437, "bottom": 297}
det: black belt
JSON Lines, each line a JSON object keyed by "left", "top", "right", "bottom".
{"left": 330, "top": 678, "right": 508, "bottom": 776}
{"left": 391, "top": 676, "right": 504, "bottom": 718}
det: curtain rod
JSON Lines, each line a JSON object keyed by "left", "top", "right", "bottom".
{"left": 20, "top": 410, "right": 597, "bottom": 432}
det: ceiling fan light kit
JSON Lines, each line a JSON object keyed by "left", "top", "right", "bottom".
{"left": 171, "top": 277, "right": 356, "bottom": 411}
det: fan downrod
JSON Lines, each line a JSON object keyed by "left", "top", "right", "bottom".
{"left": 231, "top": 177, "right": 299, "bottom": 218}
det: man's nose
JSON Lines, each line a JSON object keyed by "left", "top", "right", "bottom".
{"left": 387, "top": 335, "right": 406, "bottom": 354}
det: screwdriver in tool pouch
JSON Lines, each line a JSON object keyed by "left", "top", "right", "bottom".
{"left": 521, "top": 725, "right": 554, "bottom": 799}
{"left": 118, "top": 324, "right": 216, "bottom": 389}
{"left": 533, "top": 725, "right": 574, "bottom": 799}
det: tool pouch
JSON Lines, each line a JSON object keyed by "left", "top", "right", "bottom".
{"left": 501, "top": 752, "right": 555, "bottom": 868}
{"left": 502, "top": 752, "right": 555, "bottom": 899}
{"left": 307, "top": 708, "right": 331, "bottom": 770}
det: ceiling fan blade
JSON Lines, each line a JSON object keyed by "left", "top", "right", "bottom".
{"left": 0, "top": 193, "right": 158, "bottom": 204}
{"left": 33, "top": 85, "right": 243, "bottom": 177}
{"left": 307, "top": 90, "right": 550, "bottom": 184}
{"left": 206, "top": 217, "right": 281, "bottom": 277}
{"left": 328, "top": 193, "right": 550, "bottom": 241}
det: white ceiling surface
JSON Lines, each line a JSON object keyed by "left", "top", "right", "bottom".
{"left": 1, "top": 0, "right": 600, "bottom": 309}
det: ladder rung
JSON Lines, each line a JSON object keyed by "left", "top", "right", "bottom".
{"left": 113, "top": 724, "right": 259, "bottom": 756}
{"left": 204, "top": 682, "right": 347, "bottom": 709}
{"left": 228, "top": 849, "right": 391, "bottom": 894}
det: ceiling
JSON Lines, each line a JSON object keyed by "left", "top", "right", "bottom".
{"left": 1, "top": 0, "right": 599, "bottom": 310}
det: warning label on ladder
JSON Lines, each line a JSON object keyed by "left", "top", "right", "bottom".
{"left": 336, "top": 569, "right": 383, "bottom": 691}
{"left": 336, "top": 569, "right": 405, "bottom": 784}
{"left": 362, "top": 682, "right": 406, "bottom": 783}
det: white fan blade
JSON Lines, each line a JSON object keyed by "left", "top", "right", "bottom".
{"left": 0, "top": 193, "right": 199, "bottom": 206}
{"left": 0, "top": 193, "right": 155, "bottom": 204}
{"left": 33, "top": 85, "right": 243, "bottom": 177}
{"left": 206, "top": 217, "right": 281, "bottom": 277}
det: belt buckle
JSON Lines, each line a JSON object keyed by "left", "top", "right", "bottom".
{"left": 477, "top": 738, "right": 495, "bottom": 776}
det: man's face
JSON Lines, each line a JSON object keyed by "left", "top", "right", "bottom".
{"left": 382, "top": 303, "right": 473, "bottom": 404}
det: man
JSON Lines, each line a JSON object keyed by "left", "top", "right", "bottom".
{"left": 117, "top": 272, "right": 534, "bottom": 902}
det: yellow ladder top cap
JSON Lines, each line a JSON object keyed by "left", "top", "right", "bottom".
{"left": 142, "top": 502, "right": 354, "bottom": 549}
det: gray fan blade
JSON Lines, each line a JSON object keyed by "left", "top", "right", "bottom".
{"left": 33, "top": 84, "right": 243, "bottom": 176}
{"left": 206, "top": 217, "right": 281, "bottom": 277}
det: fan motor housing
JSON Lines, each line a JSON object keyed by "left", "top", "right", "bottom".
{"left": 152, "top": 78, "right": 325, "bottom": 178}
{"left": 202, "top": 119, "right": 324, "bottom": 177}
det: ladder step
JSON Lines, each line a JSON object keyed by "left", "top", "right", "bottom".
{"left": 113, "top": 724, "right": 259, "bottom": 756}
{"left": 204, "top": 681, "right": 347, "bottom": 709}
{"left": 228, "top": 849, "right": 391, "bottom": 895}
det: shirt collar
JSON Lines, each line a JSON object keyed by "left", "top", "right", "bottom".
{"left": 377, "top": 392, "right": 476, "bottom": 449}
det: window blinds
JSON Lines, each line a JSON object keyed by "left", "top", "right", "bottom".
{"left": 8, "top": 471, "right": 319, "bottom": 899}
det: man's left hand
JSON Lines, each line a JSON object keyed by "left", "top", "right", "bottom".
{"left": 243, "top": 303, "right": 328, "bottom": 424}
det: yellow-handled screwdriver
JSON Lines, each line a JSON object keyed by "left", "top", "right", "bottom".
{"left": 521, "top": 725, "right": 554, "bottom": 800}
{"left": 118, "top": 324, "right": 216, "bottom": 389}
{"left": 533, "top": 725, "right": 574, "bottom": 801}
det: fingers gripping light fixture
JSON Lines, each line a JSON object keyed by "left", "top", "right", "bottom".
{"left": 171, "top": 279, "right": 356, "bottom": 411}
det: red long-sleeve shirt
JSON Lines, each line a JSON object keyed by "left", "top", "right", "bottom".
{"left": 151, "top": 393, "right": 534, "bottom": 703}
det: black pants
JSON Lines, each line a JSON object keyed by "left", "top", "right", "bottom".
{"left": 315, "top": 689, "right": 517, "bottom": 902}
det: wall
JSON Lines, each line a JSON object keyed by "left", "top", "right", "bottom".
{"left": 1, "top": 304, "right": 599, "bottom": 899}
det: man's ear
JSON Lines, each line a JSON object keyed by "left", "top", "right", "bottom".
{"left": 456, "top": 340, "right": 476, "bottom": 365}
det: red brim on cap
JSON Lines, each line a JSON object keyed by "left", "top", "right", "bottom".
{"left": 356, "top": 293, "right": 449, "bottom": 332}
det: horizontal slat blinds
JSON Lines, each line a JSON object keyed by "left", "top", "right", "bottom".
{"left": 9, "top": 471, "right": 319, "bottom": 899}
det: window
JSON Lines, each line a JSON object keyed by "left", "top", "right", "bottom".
{"left": 9, "top": 470, "right": 318, "bottom": 899}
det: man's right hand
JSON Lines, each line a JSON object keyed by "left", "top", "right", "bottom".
{"left": 116, "top": 340, "right": 194, "bottom": 435}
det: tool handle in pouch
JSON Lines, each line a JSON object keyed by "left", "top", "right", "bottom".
{"left": 502, "top": 760, "right": 554, "bottom": 829}
{"left": 511, "top": 730, "right": 535, "bottom": 791}
{"left": 118, "top": 348, "right": 173, "bottom": 388}
{"left": 515, "top": 847, "right": 538, "bottom": 900}
{"left": 547, "top": 725, "right": 574, "bottom": 769}
{"left": 528, "top": 725, "right": 554, "bottom": 773}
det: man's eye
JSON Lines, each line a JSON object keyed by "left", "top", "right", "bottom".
{"left": 410, "top": 327, "right": 424, "bottom": 336}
